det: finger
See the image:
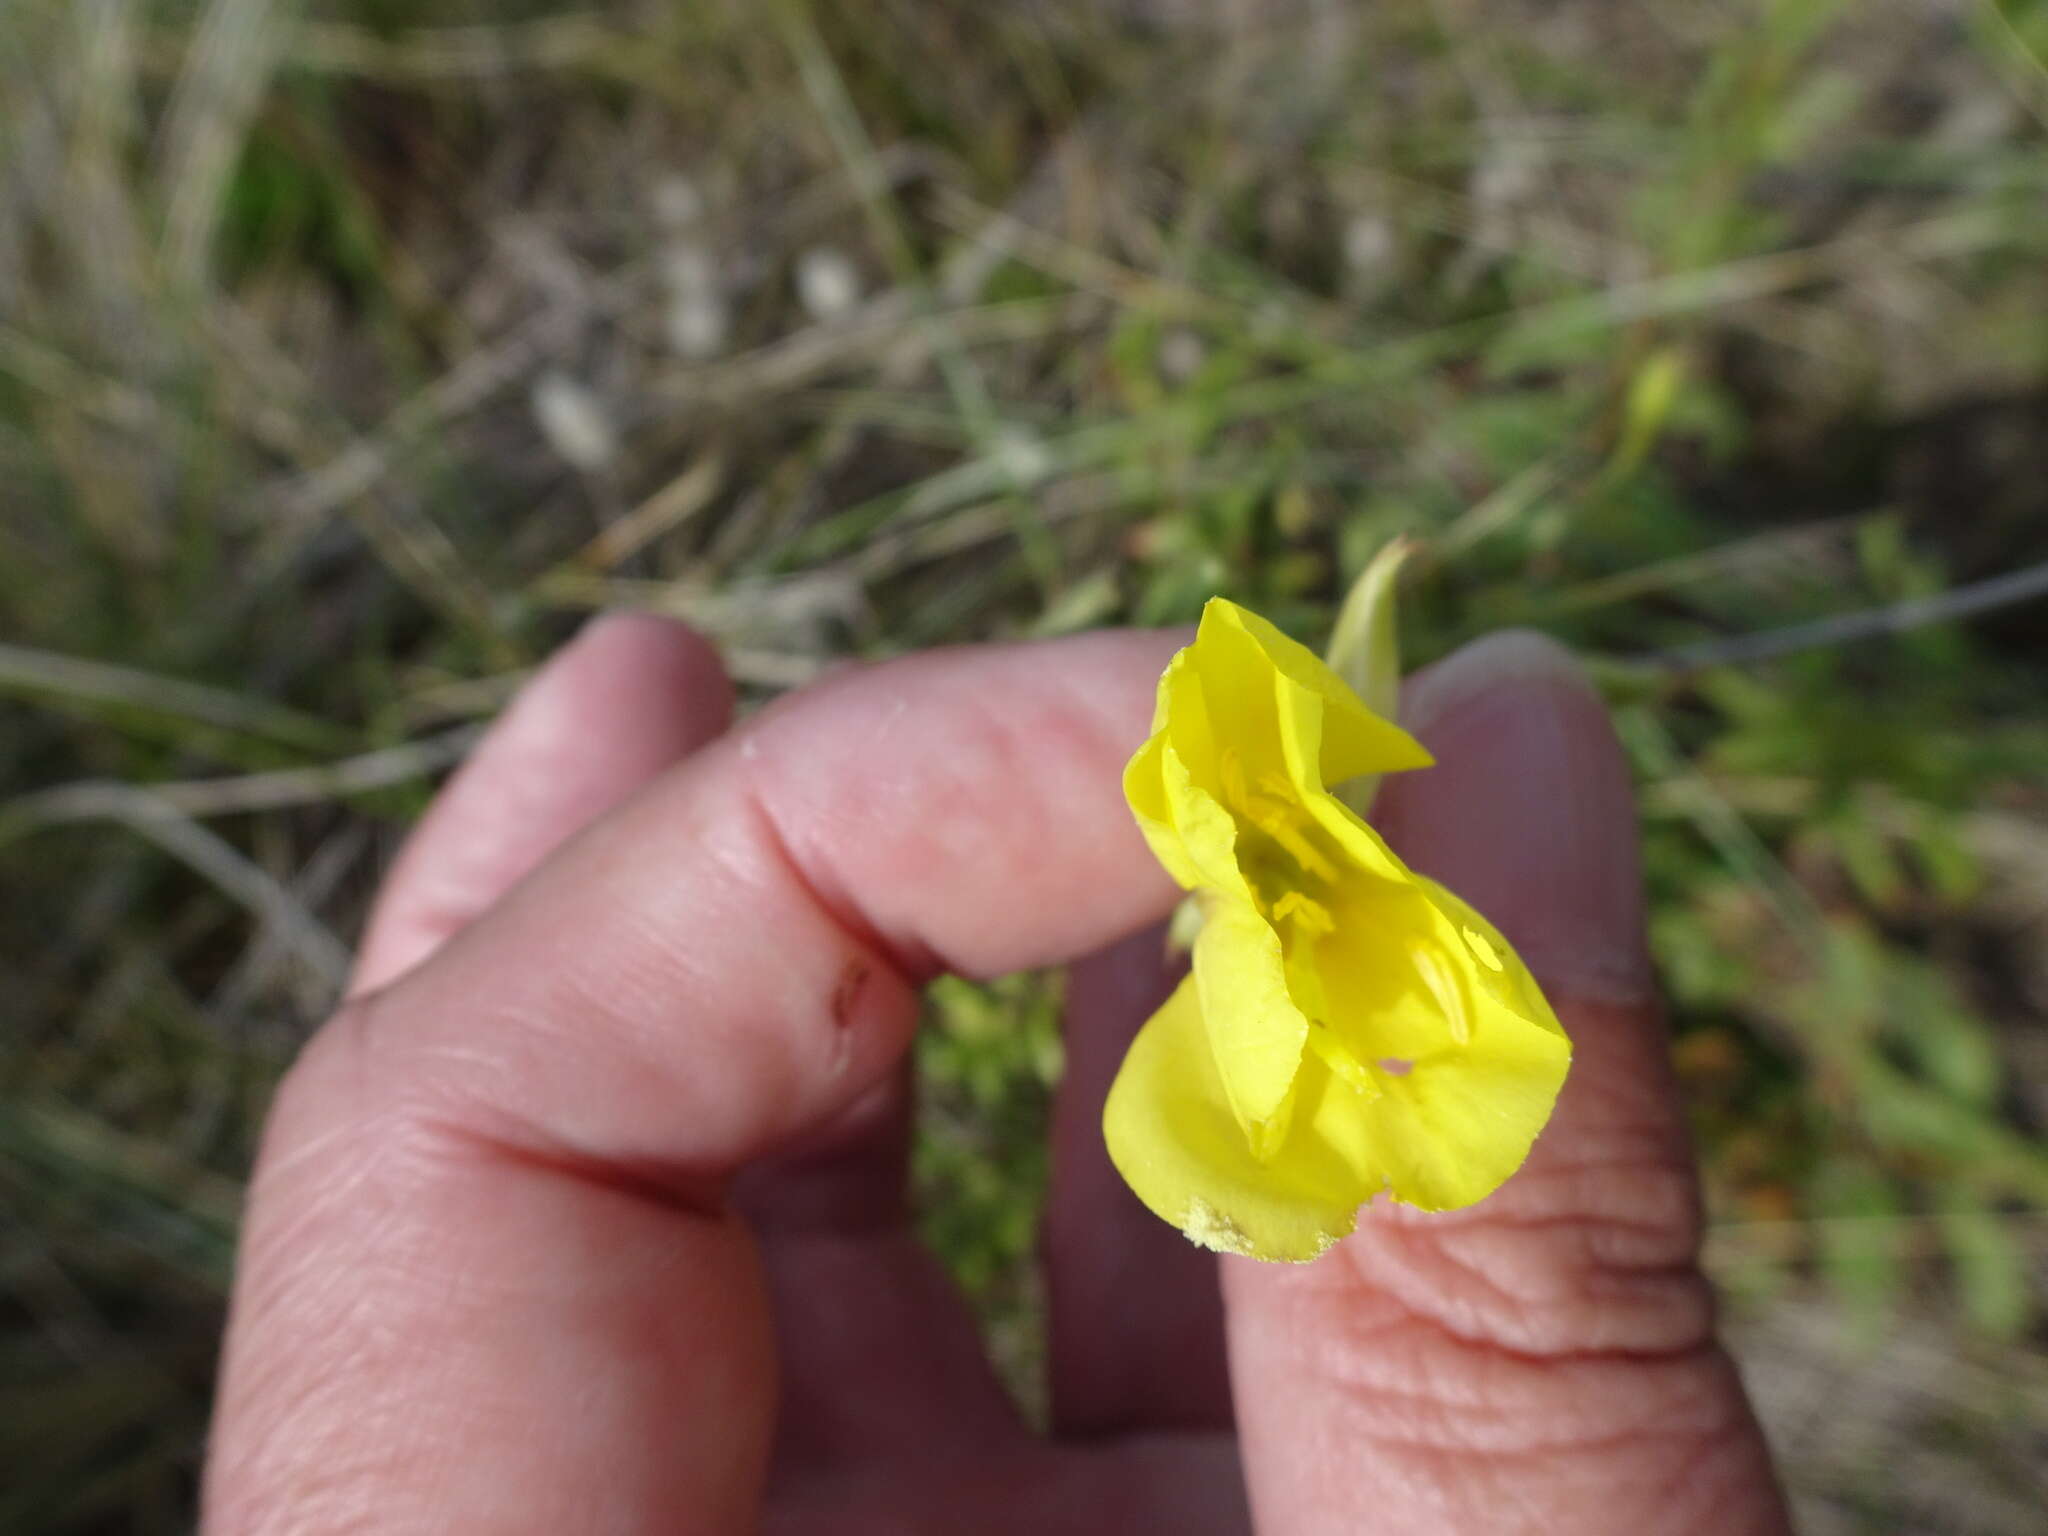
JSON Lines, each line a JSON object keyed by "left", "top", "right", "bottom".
{"left": 1045, "top": 925, "right": 1232, "bottom": 1435}
{"left": 744, "top": 1066, "right": 1241, "bottom": 1531}
{"left": 1225, "top": 632, "right": 1789, "bottom": 1536}
{"left": 735, "top": 1067, "right": 1027, "bottom": 1467}
{"left": 207, "top": 629, "right": 1183, "bottom": 1536}
{"left": 352, "top": 612, "right": 734, "bottom": 994}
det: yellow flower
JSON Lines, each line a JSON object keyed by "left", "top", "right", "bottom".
{"left": 1104, "top": 596, "right": 1571, "bottom": 1262}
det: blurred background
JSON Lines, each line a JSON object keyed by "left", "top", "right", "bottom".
{"left": 4, "top": 0, "right": 2048, "bottom": 1529}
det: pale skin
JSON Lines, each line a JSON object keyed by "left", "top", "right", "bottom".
{"left": 205, "top": 614, "right": 1794, "bottom": 1534}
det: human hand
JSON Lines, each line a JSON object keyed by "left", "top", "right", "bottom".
{"left": 204, "top": 615, "right": 1790, "bottom": 1534}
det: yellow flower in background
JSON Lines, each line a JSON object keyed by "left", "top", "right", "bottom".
{"left": 1104, "top": 589, "right": 1571, "bottom": 1262}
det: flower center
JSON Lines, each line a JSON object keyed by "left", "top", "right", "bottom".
{"left": 1217, "top": 751, "right": 1340, "bottom": 904}
{"left": 1216, "top": 751, "right": 1482, "bottom": 1088}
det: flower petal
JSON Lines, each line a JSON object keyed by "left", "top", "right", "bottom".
{"left": 1191, "top": 897, "right": 1309, "bottom": 1146}
{"left": 1161, "top": 736, "right": 1252, "bottom": 898}
{"left": 1305, "top": 870, "right": 1571, "bottom": 1211}
{"left": 1122, "top": 728, "right": 1202, "bottom": 891}
{"left": 1294, "top": 755, "right": 1422, "bottom": 884}
{"left": 1206, "top": 598, "right": 1433, "bottom": 788}
{"left": 1415, "top": 875, "right": 1566, "bottom": 1037}
{"left": 1302, "top": 981, "right": 1570, "bottom": 1211}
{"left": 1104, "top": 974, "right": 1376, "bottom": 1262}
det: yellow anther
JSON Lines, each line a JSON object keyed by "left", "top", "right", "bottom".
{"left": 1271, "top": 889, "right": 1335, "bottom": 936}
{"left": 1462, "top": 925, "right": 1504, "bottom": 972}
{"left": 1219, "top": 752, "right": 1341, "bottom": 885}
{"left": 1413, "top": 945, "right": 1472, "bottom": 1046}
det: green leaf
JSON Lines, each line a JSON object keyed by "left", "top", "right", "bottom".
{"left": 1938, "top": 1203, "right": 2032, "bottom": 1339}
{"left": 1812, "top": 1161, "right": 1906, "bottom": 1335}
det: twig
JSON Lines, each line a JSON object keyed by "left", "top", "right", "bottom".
{"left": 0, "top": 323, "right": 161, "bottom": 429}
{"left": 1544, "top": 515, "right": 1865, "bottom": 615}
{"left": 0, "top": 640, "right": 346, "bottom": 751}
{"left": 563, "top": 451, "right": 728, "bottom": 572}
{"left": 1644, "top": 557, "right": 2048, "bottom": 672}
{"left": 28, "top": 788, "right": 355, "bottom": 996}
{"left": 283, "top": 15, "right": 625, "bottom": 79}
{"left": 0, "top": 724, "right": 480, "bottom": 834}
{"left": 156, "top": 0, "right": 287, "bottom": 291}
{"left": 211, "top": 821, "right": 371, "bottom": 1024}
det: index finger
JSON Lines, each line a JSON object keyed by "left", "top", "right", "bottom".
{"left": 206, "top": 629, "right": 1182, "bottom": 1535}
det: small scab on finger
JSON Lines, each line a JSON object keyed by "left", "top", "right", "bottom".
{"left": 830, "top": 957, "right": 870, "bottom": 1031}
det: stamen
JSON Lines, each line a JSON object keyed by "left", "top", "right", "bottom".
{"left": 1256, "top": 771, "right": 1339, "bottom": 882}
{"left": 1414, "top": 945, "right": 1472, "bottom": 1045}
{"left": 1271, "top": 889, "right": 1334, "bottom": 937}
{"left": 1255, "top": 807, "right": 1338, "bottom": 884}
{"left": 1462, "top": 924, "right": 1505, "bottom": 972}
{"left": 1219, "top": 752, "right": 1340, "bottom": 885}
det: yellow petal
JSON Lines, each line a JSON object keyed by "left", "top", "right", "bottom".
{"left": 1122, "top": 729, "right": 1202, "bottom": 891}
{"left": 1125, "top": 646, "right": 1249, "bottom": 897}
{"left": 1303, "top": 987, "right": 1570, "bottom": 1211}
{"left": 1160, "top": 736, "right": 1253, "bottom": 898}
{"left": 1415, "top": 876, "right": 1567, "bottom": 1042}
{"left": 1292, "top": 765, "right": 1425, "bottom": 887}
{"left": 1204, "top": 598, "right": 1433, "bottom": 789}
{"left": 1104, "top": 974, "right": 1374, "bottom": 1262}
{"left": 1191, "top": 897, "right": 1308, "bottom": 1147}
{"left": 1180, "top": 600, "right": 1293, "bottom": 794}
{"left": 1304, "top": 868, "right": 1571, "bottom": 1210}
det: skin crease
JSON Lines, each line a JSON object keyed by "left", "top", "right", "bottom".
{"left": 204, "top": 613, "right": 1792, "bottom": 1535}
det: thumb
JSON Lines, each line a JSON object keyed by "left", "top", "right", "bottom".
{"left": 1222, "top": 632, "right": 1789, "bottom": 1535}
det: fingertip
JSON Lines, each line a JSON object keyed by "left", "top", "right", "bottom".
{"left": 1402, "top": 628, "right": 1597, "bottom": 731}
{"left": 350, "top": 611, "right": 734, "bottom": 996}
{"left": 558, "top": 610, "right": 736, "bottom": 750}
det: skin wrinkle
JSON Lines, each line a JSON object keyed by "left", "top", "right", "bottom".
{"left": 742, "top": 658, "right": 991, "bottom": 976}
{"left": 1278, "top": 1292, "right": 1708, "bottom": 1429}
{"left": 1303, "top": 1355, "right": 1753, "bottom": 1475}
{"left": 1362, "top": 1203, "right": 1717, "bottom": 1356}
{"left": 1312, "top": 1294, "right": 1736, "bottom": 1421}
{"left": 437, "top": 1120, "right": 733, "bottom": 1221}
{"left": 354, "top": 778, "right": 914, "bottom": 1183}
{"left": 745, "top": 639, "right": 1178, "bottom": 982}
{"left": 1349, "top": 1408, "right": 1765, "bottom": 1536}
{"left": 1322, "top": 1201, "right": 1718, "bottom": 1368}
{"left": 351, "top": 962, "right": 882, "bottom": 1222}
{"left": 1313, "top": 1138, "right": 1712, "bottom": 1348}
{"left": 737, "top": 765, "right": 936, "bottom": 986}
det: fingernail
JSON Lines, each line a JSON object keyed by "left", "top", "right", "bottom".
{"left": 1381, "top": 630, "right": 1654, "bottom": 1004}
